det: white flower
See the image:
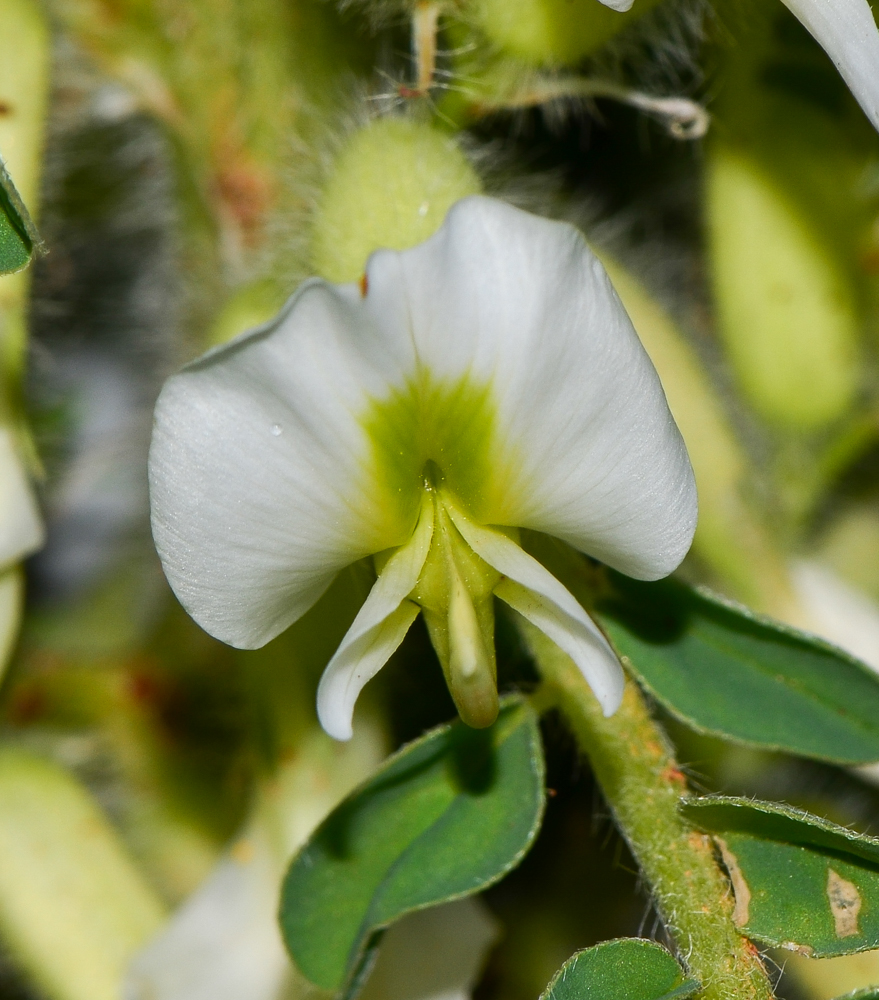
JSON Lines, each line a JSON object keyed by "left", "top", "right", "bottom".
{"left": 594, "top": 0, "right": 879, "bottom": 132}
{"left": 779, "top": 0, "right": 879, "bottom": 132}
{"left": 149, "top": 196, "right": 696, "bottom": 740}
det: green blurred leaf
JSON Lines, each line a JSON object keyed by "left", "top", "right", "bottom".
{"left": 594, "top": 573, "right": 879, "bottom": 765}
{"left": 834, "top": 991, "right": 879, "bottom": 1000}
{"left": 540, "top": 939, "right": 698, "bottom": 1000}
{"left": 0, "top": 156, "right": 39, "bottom": 274}
{"left": 684, "top": 796, "right": 879, "bottom": 957}
{"left": 280, "top": 697, "right": 545, "bottom": 996}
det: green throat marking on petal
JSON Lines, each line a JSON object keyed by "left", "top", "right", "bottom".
{"left": 362, "top": 372, "right": 525, "bottom": 730}
{"left": 362, "top": 370, "right": 518, "bottom": 541}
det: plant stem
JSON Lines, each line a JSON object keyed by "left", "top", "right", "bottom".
{"left": 525, "top": 622, "right": 774, "bottom": 1000}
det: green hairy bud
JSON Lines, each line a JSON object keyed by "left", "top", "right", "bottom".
{"left": 467, "top": 0, "right": 662, "bottom": 66}
{"left": 311, "top": 117, "right": 481, "bottom": 283}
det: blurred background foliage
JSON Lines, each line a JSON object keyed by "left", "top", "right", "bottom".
{"left": 5, "top": 0, "right": 879, "bottom": 997}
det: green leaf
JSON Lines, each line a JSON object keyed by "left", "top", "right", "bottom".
{"left": 683, "top": 796, "right": 879, "bottom": 957}
{"left": 540, "top": 939, "right": 699, "bottom": 1000}
{"left": 593, "top": 572, "right": 879, "bottom": 765}
{"left": 0, "top": 156, "right": 40, "bottom": 275}
{"left": 280, "top": 697, "right": 545, "bottom": 995}
{"left": 834, "top": 990, "right": 879, "bottom": 1000}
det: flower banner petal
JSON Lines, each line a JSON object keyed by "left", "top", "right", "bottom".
{"left": 389, "top": 196, "right": 697, "bottom": 581}
{"left": 596, "top": 0, "right": 635, "bottom": 9}
{"left": 780, "top": 0, "right": 879, "bottom": 132}
{"left": 317, "top": 504, "right": 434, "bottom": 740}
{"left": 449, "top": 511, "right": 624, "bottom": 715}
{"left": 149, "top": 280, "right": 417, "bottom": 649}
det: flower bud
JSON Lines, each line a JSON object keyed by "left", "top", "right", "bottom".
{"left": 311, "top": 117, "right": 481, "bottom": 283}
{"left": 466, "top": 0, "right": 661, "bottom": 66}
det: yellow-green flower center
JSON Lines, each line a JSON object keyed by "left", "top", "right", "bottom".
{"left": 363, "top": 370, "right": 517, "bottom": 544}
{"left": 364, "top": 375, "right": 522, "bottom": 728}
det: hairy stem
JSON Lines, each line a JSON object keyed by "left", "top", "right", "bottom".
{"left": 526, "top": 622, "right": 774, "bottom": 1000}
{"left": 412, "top": 2, "right": 441, "bottom": 95}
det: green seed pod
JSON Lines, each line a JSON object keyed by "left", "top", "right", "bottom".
{"left": 311, "top": 117, "right": 482, "bottom": 283}
{"left": 467, "top": 0, "right": 661, "bottom": 66}
{"left": 707, "top": 144, "right": 859, "bottom": 430}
